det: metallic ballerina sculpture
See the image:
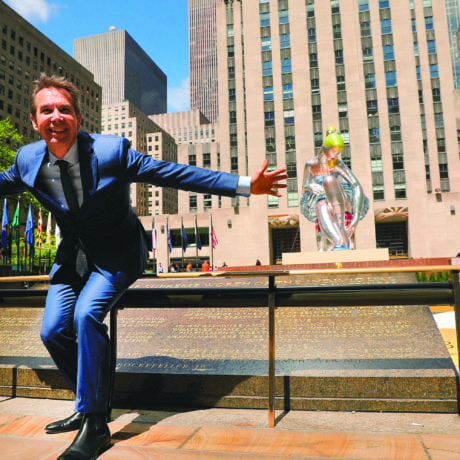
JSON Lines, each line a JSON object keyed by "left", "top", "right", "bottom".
{"left": 300, "top": 129, "right": 369, "bottom": 251}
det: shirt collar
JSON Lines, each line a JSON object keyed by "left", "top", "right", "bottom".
{"left": 48, "top": 140, "right": 79, "bottom": 167}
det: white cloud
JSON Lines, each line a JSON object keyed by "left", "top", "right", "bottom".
{"left": 167, "top": 77, "right": 190, "bottom": 112}
{"left": 5, "top": 0, "right": 56, "bottom": 23}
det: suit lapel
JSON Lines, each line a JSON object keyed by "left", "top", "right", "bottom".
{"left": 77, "top": 132, "right": 97, "bottom": 202}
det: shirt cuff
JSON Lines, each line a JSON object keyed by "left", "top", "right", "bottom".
{"left": 236, "top": 176, "right": 251, "bottom": 197}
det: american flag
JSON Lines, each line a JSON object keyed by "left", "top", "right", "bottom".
{"left": 211, "top": 224, "right": 218, "bottom": 249}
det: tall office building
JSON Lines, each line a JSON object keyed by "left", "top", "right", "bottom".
{"left": 444, "top": 0, "right": 460, "bottom": 89}
{"left": 74, "top": 28, "right": 167, "bottom": 116}
{"left": 206, "top": 0, "right": 460, "bottom": 262}
{"left": 0, "top": 1, "right": 101, "bottom": 144}
{"left": 189, "top": 0, "right": 223, "bottom": 123}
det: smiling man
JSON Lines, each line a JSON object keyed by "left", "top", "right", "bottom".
{"left": 0, "top": 74, "right": 287, "bottom": 460}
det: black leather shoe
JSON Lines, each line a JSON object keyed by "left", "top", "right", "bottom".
{"left": 45, "top": 412, "right": 84, "bottom": 434}
{"left": 57, "top": 413, "right": 111, "bottom": 460}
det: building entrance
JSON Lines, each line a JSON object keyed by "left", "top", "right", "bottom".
{"left": 375, "top": 221, "right": 408, "bottom": 258}
{"left": 272, "top": 227, "right": 301, "bottom": 264}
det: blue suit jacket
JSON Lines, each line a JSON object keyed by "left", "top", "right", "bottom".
{"left": 0, "top": 132, "right": 240, "bottom": 288}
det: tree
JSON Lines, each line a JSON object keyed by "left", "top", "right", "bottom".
{"left": 0, "top": 118, "right": 42, "bottom": 212}
{"left": 0, "top": 118, "right": 22, "bottom": 172}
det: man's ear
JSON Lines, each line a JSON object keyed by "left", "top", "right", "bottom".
{"left": 30, "top": 113, "right": 39, "bottom": 131}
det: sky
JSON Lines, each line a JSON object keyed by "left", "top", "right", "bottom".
{"left": 4, "top": 0, "right": 190, "bottom": 113}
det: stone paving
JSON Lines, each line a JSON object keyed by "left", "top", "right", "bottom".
{"left": 1, "top": 397, "right": 460, "bottom": 459}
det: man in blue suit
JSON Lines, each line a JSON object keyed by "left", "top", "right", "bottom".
{"left": 0, "top": 74, "right": 287, "bottom": 459}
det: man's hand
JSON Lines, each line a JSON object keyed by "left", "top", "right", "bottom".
{"left": 251, "top": 159, "right": 288, "bottom": 197}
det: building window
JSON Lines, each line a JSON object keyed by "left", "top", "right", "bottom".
{"left": 434, "top": 112, "right": 444, "bottom": 127}
{"left": 228, "top": 66, "right": 235, "bottom": 79}
{"left": 203, "top": 153, "right": 211, "bottom": 168}
{"left": 437, "top": 138, "right": 445, "bottom": 152}
{"left": 414, "top": 42, "right": 419, "bottom": 56}
{"left": 361, "top": 22, "right": 371, "bottom": 37}
{"left": 267, "top": 195, "right": 279, "bottom": 208}
{"left": 281, "top": 58, "right": 291, "bottom": 73}
{"left": 229, "top": 88, "right": 236, "bottom": 101}
{"left": 229, "top": 110, "right": 237, "bottom": 123}
{"left": 312, "top": 105, "right": 321, "bottom": 121}
{"left": 429, "top": 64, "right": 438, "bottom": 78}
{"left": 388, "top": 98, "right": 399, "bottom": 113}
{"left": 282, "top": 83, "right": 293, "bottom": 99}
{"left": 265, "top": 111, "right": 275, "bottom": 126}
{"left": 365, "top": 73, "right": 376, "bottom": 88}
{"left": 367, "top": 100, "right": 378, "bottom": 115}
{"left": 432, "top": 87, "right": 441, "bottom": 102}
{"left": 189, "top": 154, "right": 196, "bottom": 166}
{"left": 359, "top": 0, "right": 369, "bottom": 11}
{"left": 280, "top": 34, "right": 290, "bottom": 48}
{"left": 362, "top": 47, "right": 373, "bottom": 62}
{"left": 373, "top": 185, "right": 384, "bottom": 201}
{"left": 385, "top": 71, "right": 396, "bottom": 87}
{"left": 288, "top": 191, "right": 298, "bottom": 207}
{"left": 227, "top": 44, "right": 234, "bottom": 57}
{"left": 260, "top": 13, "right": 270, "bottom": 27}
{"left": 284, "top": 109, "right": 294, "bottom": 125}
{"left": 381, "top": 19, "right": 392, "bottom": 35}
{"left": 392, "top": 154, "right": 404, "bottom": 170}
{"left": 425, "top": 16, "right": 433, "bottom": 31}
{"left": 227, "top": 24, "right": 234, "bottom": 37}
{"left": 390, "top": 126, "right": 401, "bottom": 141}
{"left": 379, "top": 0, "right": 390, "bottom": 8}
{"left": 369, "top": 127, "right": 380, "bottom": 143}
{"left": 439, "top": 164, "right": 449, "bottom": 179}
{"left": 311, "top": 78, "right": 320, "bottom": 93}
{"left": 264, "top": 86, "right": 274, "bottom": 101}
{"left": 383, "top": 45, "right": 394, "bottom": 60}
{"left": 309, "top": 53, "right": 318, "bottom": 68}
{"left": 261, "top": 36, "right": 272, "bottom": 51}
{"left": 308, "top": 28, "right": 316, "bottom": 42}
{"left": 203, "top": 195, "right": 212, "bottom": 210}
{"left": 333, "top": 23, "right": 342, "bottom": 39}
{"left": 394, "top": 183, "right": 406, "bottom": 199}
{"left": 262, "top": 61, "right": 272, "bottom": 76}
{"left": 279, "top": 9, "right": 289, "bottom": 24}
{"left": 427, "top": 40, "right": 436, "bottom": 54}
{"left": 335, "top": 49, "right": 344, "bottom": 65}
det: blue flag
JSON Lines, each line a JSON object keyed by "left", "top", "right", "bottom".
{"left": 166, "top": 222, "right": 172, "bottom": 253}
{"left": 182, "top": 222, "right": 188, "bottom": 252}
{"left": 25, "top": 204, "right": 34, "bottom": 259}
{"left": 1, "top": 199, "right": 8, "bottom": 247}
{"left": 195, "top": 217, "right": 202, "bottom": 250}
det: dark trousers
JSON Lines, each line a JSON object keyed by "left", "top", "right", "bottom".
{"left": 40, "top": 270, "right": 126, "bottom": 413}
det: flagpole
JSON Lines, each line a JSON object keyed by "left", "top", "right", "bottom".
{"left": 210, "top": 214, "right": 214, "bottom": 270}
{"left": 181, "top": 216, "right": 184, "bottom": 270}
{"left": 166, "top": 217, "right": 170, "bottom": 270}
{"left": 195, "top": 215, "right": 198, "bottom": 270}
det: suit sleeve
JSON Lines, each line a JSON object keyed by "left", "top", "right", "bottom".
{"left": 122, "top": 139, "right": 240, "bottom": 198}
{"left": 0, "top": 155, "right": 28, "bottom": 198}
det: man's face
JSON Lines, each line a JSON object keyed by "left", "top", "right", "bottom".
{"left": 30, "top": 87, "right": 81, "bottom": 158}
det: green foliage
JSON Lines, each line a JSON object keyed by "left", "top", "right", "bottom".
{"left": 0, "top": 118, "right": 42, "bottom": 213}
{"left": 416, "top": 271, "right": 450, "bottom": 282}
{"left": 0, "top": 118, "right": 22, "bottom": 172}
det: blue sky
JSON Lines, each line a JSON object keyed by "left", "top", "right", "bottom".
{"left": 5, "top": 0, "right": 190, "bottom": 113}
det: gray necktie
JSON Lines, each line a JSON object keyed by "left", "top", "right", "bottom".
{"left": 56, "top": 159, "right": 88, "bottom": 277}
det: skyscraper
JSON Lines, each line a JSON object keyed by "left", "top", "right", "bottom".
{"left": 210, "top": 0, "right": 460, "bottom": 260}
{"left": 74, "top": 28, "right": 167, "bottom": 116}
{"left": 189, "top": 0, "right": 223, "bottom": 123}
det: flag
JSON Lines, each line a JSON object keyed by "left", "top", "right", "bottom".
{"left": 25, "top": 204, "right": 34, "bottom": 259}
{"left": 37, "top": 208, "right": 43, "bottom": 249}
{"left": 12, "top": 202, "right": 19, "bottom": 227}
{"left": 151, "top": 221, "right": 157, "bottom": 255}
{"left": 55, "top": 224, "right": 61, "bottom": 248}
{"left": 182, "top": 220, "right": 188, "bottom": 252}
{"left": 195, "top": 216, "right": 202, "bottom": 250}
{"left": 210, "top": 216, "right": 218, "bottom": 249}
{"left": 166, "top": 222, "right": 172, "bottom": 252}
{"left": 1, "top": 199, "right": 8, "bottom": 247}
{"left": 46, "top": 212, "right": 52, "bottom": 248}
